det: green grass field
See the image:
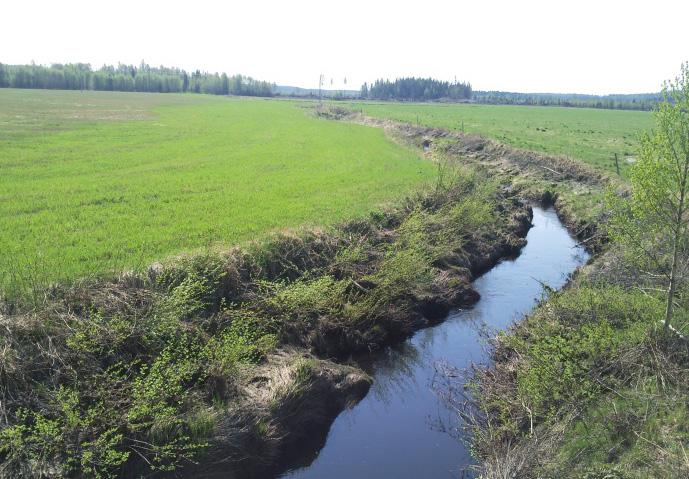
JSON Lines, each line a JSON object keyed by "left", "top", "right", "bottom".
{"left": 0, "top": 89, "right": 435, "bottom": 294}
{"left": 2, "top": 89, "right": 656, "bottom": 297}
{"left": 349, "top": 101, "right": 654, "bottom": 176}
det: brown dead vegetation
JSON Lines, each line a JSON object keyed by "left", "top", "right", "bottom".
{"left": 356, "top": 115, "right": 607, "bottom": 187}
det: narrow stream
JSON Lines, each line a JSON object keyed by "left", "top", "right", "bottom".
{"left": 279, "top": 206, "right": 589, "bottom": 479}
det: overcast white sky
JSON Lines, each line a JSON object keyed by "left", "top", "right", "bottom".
{"left": 2, "top": 0, "right": 687, "bottom": 94}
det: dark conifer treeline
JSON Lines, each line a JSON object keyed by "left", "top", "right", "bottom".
{"left": 361, "top": 77, "right": 472, "bottom": 101}
{"left": 0, "top": 62, "right": 274, "bottom": 97}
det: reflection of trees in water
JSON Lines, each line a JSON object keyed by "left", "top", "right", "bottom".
{"left": 364, "top": 312, "right": 489, "bottom": 407}
{"left": 430, "top": 360, "right": 474, "bottom": 441}
{"left": 426, "top": 315, "right": 493, "bottom": 445}
{"left": 427, "top": 328, "right": 504, "bottom": 479}
{"left": 425, "top": 360, "right": 481, "bottom": 479}
{"left": 365, "top": 341, "right": 424, "bottom": 405}
{"left": 428, "top": 361, "right": 485, "bottom": 479}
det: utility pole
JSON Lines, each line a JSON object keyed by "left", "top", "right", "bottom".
{"left": 318, "top": 74, "right": 324, "bottom": 104}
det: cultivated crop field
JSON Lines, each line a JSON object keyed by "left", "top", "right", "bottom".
{"left": 350, "top": 101, "right": 653, "bottom": 176}
{"left": 0, "top": 89, "right": 434, "bottom": 296}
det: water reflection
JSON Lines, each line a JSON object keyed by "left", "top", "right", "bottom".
{"left": 279, "top": 207, "right": 589, "bottom": 479}
{"left": 363, "top": 341, "right": 424, "bottom": 405}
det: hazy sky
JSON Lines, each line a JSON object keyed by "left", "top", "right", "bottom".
{"left": 3, "top": 0, "right": 687, "bottom": 94}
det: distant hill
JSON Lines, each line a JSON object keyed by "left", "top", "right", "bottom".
{"left": 273, "top": 85, "right": 359, "bottom": 98}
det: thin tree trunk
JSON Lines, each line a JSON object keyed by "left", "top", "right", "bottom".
{"left": 665, "top": 206, "right": 683, "bottom": 332}
{"left": 667, "top": 154, "right": 689, "bottom": 332}
{"left": 664, "top": 249, "right": 677, "bottom": 332}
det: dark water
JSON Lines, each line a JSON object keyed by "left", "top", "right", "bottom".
{"left": 280, "top": 207, "right": 589, "bottom": 479}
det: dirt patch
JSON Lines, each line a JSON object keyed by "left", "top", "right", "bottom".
{"left": 314, "top": 105, "right": 356, "bottom": 121}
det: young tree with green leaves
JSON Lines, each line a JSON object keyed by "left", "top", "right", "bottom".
{"left": 607, "top": 62, "right": 689, "bottom": 332}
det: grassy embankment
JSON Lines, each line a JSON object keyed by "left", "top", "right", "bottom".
{"left": 463, "top": 259, "right": 689, "bottom": 478}
{"left": 1, "top": 90, "right": 674, "bottom": 477}
{"left": 349, "top": 101, "right": 653, "bottom": 177}
{"left": 0, "top": 89, "right": 434, "bottom": 302}
{"left": 0, "top": 161, "right": 528, "bottom": 478}
{"left": 0, "top": 90, "right": 538, "bottom": 477}
{"left": 354, "top": 104, "right": 689, "bottom": 477}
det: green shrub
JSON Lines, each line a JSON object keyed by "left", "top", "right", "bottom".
{"left": 205, "top": 310, "right": 277, "bottom": 374}
{"left": 0, "top": 388, "right": 130, "bottom": 479}
{"left": 66, "top": 310, "right": 133, "bottom": 355}
{"left": 512, "top": 286, "right": 660, "bottom": 420}
{"left": 156, "top": 253, "right": 228, "bottom": 319}
{"left": 126, "top": 339, "right": 211, "bottom": 471}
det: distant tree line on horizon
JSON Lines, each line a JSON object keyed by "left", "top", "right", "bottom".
{"left": 0, "top": 63, "right": 663, "bottom": 111}
{"left": 473, "top": 91, "right": 662, "bottom": 111}
{"left": 354, "top": 77, "right": 659, "bottom": 111}
{"left": 0, "top": 62, "right": 274, "bottom": 97}
{"left": 360, "top": 77, "right": 473, "bottom": 101}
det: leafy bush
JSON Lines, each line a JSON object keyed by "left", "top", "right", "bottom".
{"left": 509, "top": 286, "right": 660, "bottom": 421}
{"left": 205, "top": 310, "right": 277, "bottom": 375}
{"left": 0, "top": 388, "right": 130, "bottom": 479}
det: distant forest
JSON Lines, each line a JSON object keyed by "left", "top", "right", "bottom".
{"left": 473, "top": 91, "right": 662, "bottom": 111}
{"left": 0, "top": 63, "right": 662, "bottom": 110}
{"left": 361, "top": 78, "right": 473, "bottom": 101}
{"left": 354, "top": 77, "right": 660, "bottom": 111}
{"left": 0, "top": 62, "right": 274, "bottom": 97}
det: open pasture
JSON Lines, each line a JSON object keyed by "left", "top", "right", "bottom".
{"left": 0, "top": 89, "right": 434, "bottom": 294}
{"left": 351, "top": 101, "right": 653, "bottom": 176}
